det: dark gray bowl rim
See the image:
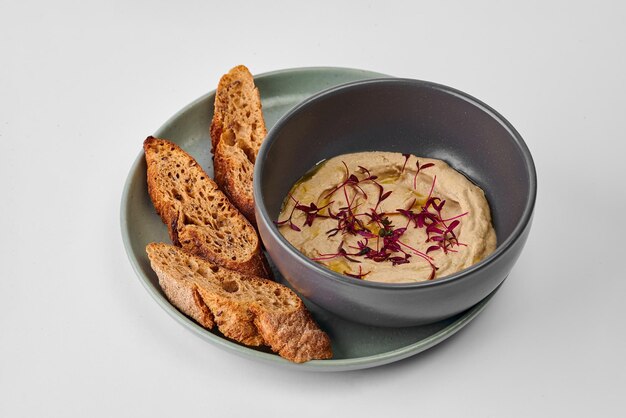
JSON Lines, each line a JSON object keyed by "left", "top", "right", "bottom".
{"left": 254, "top": 77, "right": 537, "bottom": 290}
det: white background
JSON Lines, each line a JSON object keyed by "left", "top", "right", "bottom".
{"left": 1, "top": 1, "right": 625, "bottom": 417}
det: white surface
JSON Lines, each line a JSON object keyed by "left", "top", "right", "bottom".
{"left": 1, "top": 1, "right": 625, "bottom": 416}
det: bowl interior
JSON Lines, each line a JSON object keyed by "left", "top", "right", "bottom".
{"left": 257, "top": 78, "right": 534, "bottom": 249}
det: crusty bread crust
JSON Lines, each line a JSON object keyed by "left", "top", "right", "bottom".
{"left": 146, "top": 243, "right": 333, "bottom": 363}
{"left": 143, "top": 136, "right": 271, "bottom": 278}
{"left": 210, "top": 65, "right": 267, "bottom": 226}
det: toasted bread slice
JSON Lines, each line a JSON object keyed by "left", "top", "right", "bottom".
{"left": 146, "top": 243, "right": 333, "bottom": 363}
{"left": 143, "top": 136, "right": 271, "bottom": 278}
{"left": 210, "top": 65, "right": 267, "bottom": 225}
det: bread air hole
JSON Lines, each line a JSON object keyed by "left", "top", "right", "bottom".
{"left": 223, "top": 129, "right": 236, "bottom": 146}
{"left": 221, "top": 280, "right": 239, "bottom": 293}
{"left": 182, "top": 215, "right": 197, "bottom": 226}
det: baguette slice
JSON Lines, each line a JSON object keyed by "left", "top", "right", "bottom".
{"left": 146, "top": 243, "right": 333, "bottom": 363}
{"left": 143, "top": 136, "right": 271, "bottom": 279}
{"left": 210, "top": 65, "right": 267, "bottom": 225}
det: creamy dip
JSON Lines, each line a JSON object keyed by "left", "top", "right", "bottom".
{"left": 276, "top": 152, "right": 496, "bottom": 283}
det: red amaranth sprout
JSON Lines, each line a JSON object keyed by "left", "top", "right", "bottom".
{"left": 400, "top": 153, "right": 410, "bottom": 173}
{"left": 344, "top": 265, "right": 370, "bottom": 280}
{"left": 413, "top": 160, "right": 435, "bottom": 190}
{"left": 275, "top": 158, "right": 468, "bottom": 281}
{"left": 295, "top": 201, "right": 334, "bottom": 227}
{"left": 273, "top": 194, "right": 302, "bottom": 231}
{"left": 310, "top": 243, "right": 362, "bottom": 263}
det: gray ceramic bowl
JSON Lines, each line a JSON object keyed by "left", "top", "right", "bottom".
{"left": 254, "top": 78, "right": 536, "bottom": 327}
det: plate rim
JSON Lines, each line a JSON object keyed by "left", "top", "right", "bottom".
{"left": 120, "top": 66, "right": 498, "bottom": 371}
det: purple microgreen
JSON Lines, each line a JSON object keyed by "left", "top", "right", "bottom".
{"left": 380, "top": 190, "right": 392, "bottom": 202}
{"left": 278, "top": 158, "right": 469, "bottom": 282}
{"left": 401, "top": 153, "right": 410, "bottom": 173}
{"left": 397, "top": 240, "right": 433, "bottom": 261}
{"left": 412, "top": 160, "right": 434, "bottom": 189}
{"left": 389, "top": 254, "right": 411, "bottom": 266}
{"left": 311, "top": 244, "right": 362, "bottom": 263}
{"left": 295, "top": 200, "right": 333, "bottom": 227}
{"left": 357, "top": 229, "right": 377, "bottom": 239}
{"left": 344, "top": 266, "right": 370, "bottom": 279}
{"left": 427, "top": 175, "right": 437, "bottom": 201}
{"left": 357, "top": 165, "right": 378, "bottom": 182}
{"left": 339, "top": 248, "right": 362, "bottom": 263}
{"left": 426, "top": 245, "right": 441, "bottom": 254}
{"left": 413, "top": 160, "right": 436, "bottom": 189}
{"left": 446, "top": 219, "right": 460, "bottom": 232}
{"left": 442, "top": 211, "right": 469, "bottom": 223}
{"left": 274, "top": 194, "right": 302, "bottom": 232}
{"left": 426, "top": 224, "right": 444, "bottom": 235}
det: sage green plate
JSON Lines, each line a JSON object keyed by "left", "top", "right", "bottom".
{"left": 120, "top": 67, "right": 499, "bottom": 371}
